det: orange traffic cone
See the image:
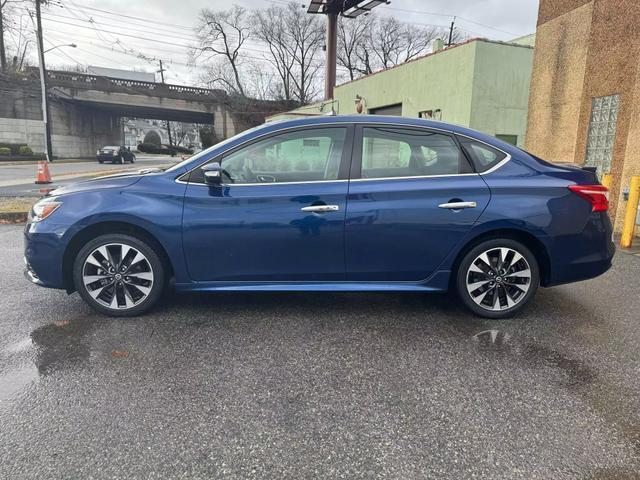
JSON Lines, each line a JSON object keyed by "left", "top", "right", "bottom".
{"left": 35, "top": 161, "right": 53, "bottom": 184}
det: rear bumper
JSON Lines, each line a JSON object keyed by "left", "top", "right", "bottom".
{"left": 96, "top": 155, "right": 119, "bottom": 162}
{"left": 545, "top": 212, "right": 615, "bottom": 287}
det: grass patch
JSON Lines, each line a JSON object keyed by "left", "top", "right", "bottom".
{"left": 0, "top": 197, "right": 38, "bottom": 213}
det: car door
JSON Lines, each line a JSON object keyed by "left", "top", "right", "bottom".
{"left": 181, "top": 126, "right": 353, "bottom": 282}
{"left": 345, "top": 125, "right": 491, "bottom": 282}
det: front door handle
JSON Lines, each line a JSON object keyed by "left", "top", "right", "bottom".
{"left": 301, "top": 205, "right": 340, "bottom": 213}
{"left": 438, "top": 201, "right": 477, "bottom": 210}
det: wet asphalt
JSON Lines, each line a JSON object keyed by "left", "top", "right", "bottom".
{"left": 1, "top": 224, "right": 640, "bottom": 479}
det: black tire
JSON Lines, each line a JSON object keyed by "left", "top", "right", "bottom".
{"left": 73, "top": 234, "right": 165, "bottom": 317}
{"left": 98, "top": 161, "right": 103, "bottom": 164}
{"left": 455, "top": 238, "right": 539, "bottom": 319}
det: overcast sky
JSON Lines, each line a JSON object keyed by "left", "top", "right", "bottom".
{"left": 38, "top": 0, "right": 539, "bottom": 85}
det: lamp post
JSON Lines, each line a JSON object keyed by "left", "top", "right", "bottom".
{"left": 44, "top": 43, "right": 77, "bottom": 54}
{"left": 307, "top": 0, "right": 389, "bottom": 101}
{"left": 33, "top": 0, "right": 77, "bottom": 162}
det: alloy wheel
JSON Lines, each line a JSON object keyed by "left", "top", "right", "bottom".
{"left": 466, "top": 247, "right": 532, "bottom": 311}
{"left": 82, "top": 243, "right": 154, "bottom": 310}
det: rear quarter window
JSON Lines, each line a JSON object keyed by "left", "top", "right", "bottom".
{"left": 459, "top": 138, "right": 507, "bottom": 173}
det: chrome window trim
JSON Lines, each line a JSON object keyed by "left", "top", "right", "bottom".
{"left": 350, "top": 173, "right": 480, "bottom": 182}
{"left": 177, "top": 179, "right": 350, "bottom": 187}
{"left": 176, "top": 121, "right": 512, "bottom": 186}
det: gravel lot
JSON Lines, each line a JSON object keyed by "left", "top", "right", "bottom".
{"left": 1, "top": 224, "right": 639, "bottom": 479}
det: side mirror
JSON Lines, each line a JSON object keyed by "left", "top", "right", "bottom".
{"left": 203, "top": 162, "right": 222, "bottom": 185}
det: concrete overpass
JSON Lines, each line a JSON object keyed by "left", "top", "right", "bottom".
{"left": 0, "top": 70, "right": 262, "bottom": 158}
{"left": 47, "top": 70, "right": 231, "bottom": 126}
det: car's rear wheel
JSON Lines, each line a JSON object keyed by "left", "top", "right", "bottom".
{"left": 73, "top": 234, "right": 165, "bottom": 317}
{"left": 455, "top": 239, "right": 539, "bottom": 319}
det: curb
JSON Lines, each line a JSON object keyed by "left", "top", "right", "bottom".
{"left": 0, "top": 211, "right": 28, "bottom": 224}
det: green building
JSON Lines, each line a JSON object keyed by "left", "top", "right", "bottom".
{"left": 268, "top": 38, "right": 534, "bottom": 147}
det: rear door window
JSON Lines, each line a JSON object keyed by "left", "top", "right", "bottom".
{"left": 359, "top": 127, "right": 471, "bottom": 179}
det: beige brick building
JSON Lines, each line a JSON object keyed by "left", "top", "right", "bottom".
{"left": 525, "top": 0, "right": 640, "bottom": 231}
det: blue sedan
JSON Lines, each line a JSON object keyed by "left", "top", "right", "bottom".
{"left": 24, "top": 116, "right": 614, "bottom": 318}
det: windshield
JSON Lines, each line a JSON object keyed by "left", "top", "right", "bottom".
{"left": 102, "top": 146, "right": 120, "bottom": 150}
{"left": 164, "top": 123, "right": 271, "bottom": 173}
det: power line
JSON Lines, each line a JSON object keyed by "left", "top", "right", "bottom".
{"left": 40, "top": 16, "right": 348, "bottom": 72}
{"left": 377, "top": 5, "right": 521, "bottom": 37}
{"left": 44, "top": 11, "right": 198, "bottom": 43}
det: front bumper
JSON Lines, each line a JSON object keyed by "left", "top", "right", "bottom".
{"left": 24, "top": 256, "right": 43, "bottom": 285}
{"left": 23, "top": 221, "right": 70, "bottom": 290}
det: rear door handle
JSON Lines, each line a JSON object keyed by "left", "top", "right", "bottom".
{"left": 301, "top": 205, "right": 340, "bottom": 213}
{"left": 438, "top": 201, "right": 477, "bottom": 210}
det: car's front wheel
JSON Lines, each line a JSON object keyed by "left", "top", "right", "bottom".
{"left": 73, "top": 234, "right": 165, "bottom": 317}
{"left": 455, "top": 239, "right": 539, "bottom": 319}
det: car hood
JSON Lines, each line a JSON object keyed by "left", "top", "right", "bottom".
{"left": 47, "top": 170, "right": 150, "bottom": 196}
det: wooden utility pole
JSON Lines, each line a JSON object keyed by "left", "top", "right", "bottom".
{"left": 307, "top": 0, "right": 387, "bottom": 102}
{"left": 324, "top": 12, "right": 338, "bottom": 101}
{"left": 35, "top": 0, "right": 53, "bottom": 161}
{"left": 0, "top": 1, "right": 7, "bottom": 72}
{"left": 447, "top": 17, "right": 456, "bottom": 46}
{"left": 157, "top": 59, "right": 173, "bottom": 147}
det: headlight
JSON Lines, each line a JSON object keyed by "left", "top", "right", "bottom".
{"left": 97, "top": 150, "right": 100, "bottom": 155}
{"left": 113, "top": 151, "right": 118, "bottom": 156}
{"left": 29, "top": 198, "right": 62, "bottom": 222}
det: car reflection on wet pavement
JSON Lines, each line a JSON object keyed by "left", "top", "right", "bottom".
{"left": 1, "top": 224, "right": 639, "bottom": 479}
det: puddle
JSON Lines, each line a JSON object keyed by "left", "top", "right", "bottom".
{"left": 473, "top": 329, "right": 509, "bottom": 348}
{"left": 471, "top": 329, "right": 596, "bottom": 389}
{"left": 4, "top": 337, "right": 33, "bottom": 354}
{"left": 30, "top": 319, "right": 94, "bottom": 375}
{"left": 0, "top": 365, "right": 39, "bottom": 402}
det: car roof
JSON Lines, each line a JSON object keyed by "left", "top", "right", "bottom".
{"left": 266, "top": 115, "right": 464, "bottom": 133}
{"left": 170, "top": 114, "right": 525, "bottom": 175}
{"left": 261, "top": 115, "right": 516, "bottom": 151}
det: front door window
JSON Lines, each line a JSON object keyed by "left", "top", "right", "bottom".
{"left": 216, "top": 128, "right": 347, "bottom": 184}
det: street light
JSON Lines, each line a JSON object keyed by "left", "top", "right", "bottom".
{"left": 44, "top": 43, "right": 77, "bottom": 54}
{"left": 307, "top": 0, "right": 390, "bottom": 100}
{"left": 35, "top": 41, "right": 76, "bottom": 162}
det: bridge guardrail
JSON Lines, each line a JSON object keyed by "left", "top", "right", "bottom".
{"left": 44, "top": 70, "right": 226, "bottom": 101}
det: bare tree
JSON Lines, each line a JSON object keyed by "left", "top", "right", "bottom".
{"left": 253, "top": 2, "right": 323, "bottom": 104}
{"left": 194, "top": 5, "right": 250, "bottom": 97}
{"left": 253, "top": 5, "right": 295, "bottom": 101}
{"left": 339, "top": 15, "right": 458, "bottom": 80}
{"left": 402, "top": 23, "right": 441, "bottom": 62}
{"left": 1, "top": 0, "right": 35, "bottom": 72}
{"left": 370, "top": 16, "right": 404, "bottom": 69}
{"left": 284, "top": 4, "right": 324, "bottom": 104}
{"left": 337, "top": 16, "right": 373, "bottom": 81}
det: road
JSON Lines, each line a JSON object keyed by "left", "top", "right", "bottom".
{"left": 0, "top": 156, "right": 179, "bottom": 197}
{"left": 1, "top": 223, "right": 639, "bottom": 479}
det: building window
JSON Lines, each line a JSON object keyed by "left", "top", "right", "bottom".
{"left": 419, "top": 109, "right": 442, "bottom": 120}
{"left": 368, "top": 103, "right": 403, "bottom": 116}
{"left": 585, "top": 94, "right": 619, "bottom": 174}
{"left": 495, "top": 134, "right": 518, "bottom": 146}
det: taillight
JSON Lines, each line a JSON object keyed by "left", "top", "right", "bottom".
{"left": 568, "top": 184, "right": 609, "bottom": 212}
